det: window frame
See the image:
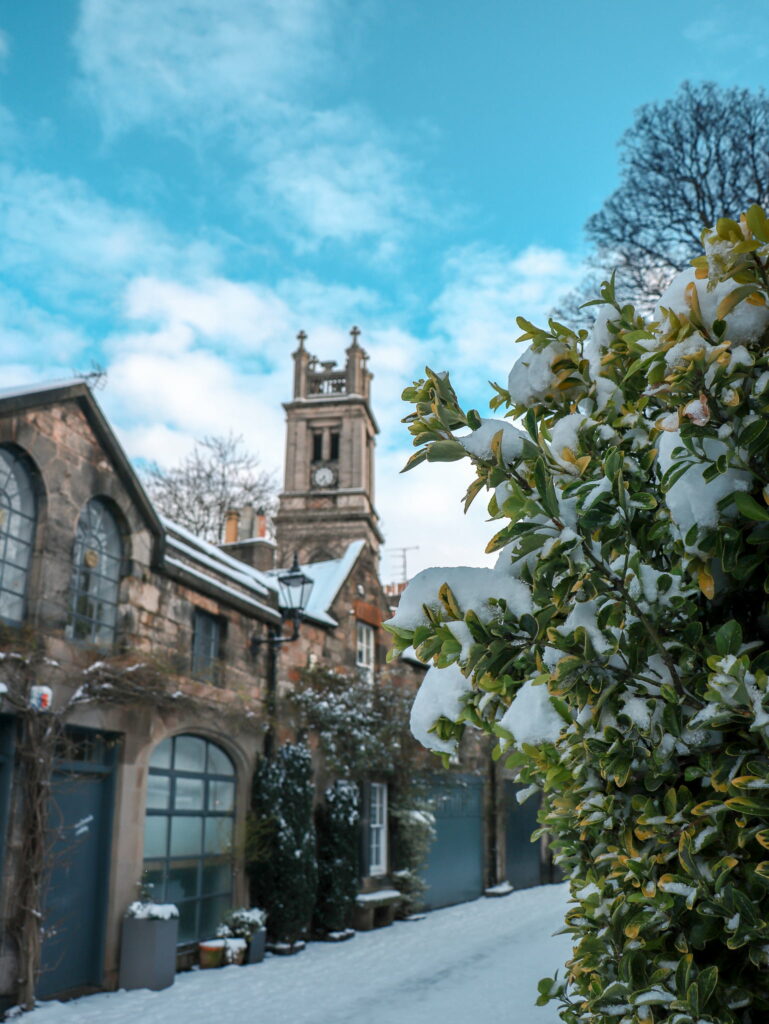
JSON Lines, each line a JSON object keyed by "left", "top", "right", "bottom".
{"left": 368, "top": 781, "right": 388, "bottom": 877}
{"left": 142, "top": 734, "right": 236, "bottom": 946}
{"left": 67, "top": 498, "right": 124, "bottom": 646}
{"left": 356, "top": 620, "right": 375, "bottom": 680}
{"left": 0, "top": 446, "right": 37, "bottom": 627}
{"left": 191, "top": 609, "right": 225, "bottom": 685}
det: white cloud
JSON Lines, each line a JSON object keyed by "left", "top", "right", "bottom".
{"left": 73, "top": 0, "right": 338, "bottom": 136}
{"left": 0, "top": 164, "right": 217, "bottom": 312}
{"left": 376, "top": 448, "right": 496, "bottom": 583}
{"left": 256, "top": 108, "right": 429, "bottom": 250}
{"left": 0, "top": 285, "right": 89, "bottom": 365}
{"left": 72, "top": 1, "right": 433, "bottom": 252}
{"left": 431, "top": 243, "right": 585, "bottom": 392}
{"left": 123, "top": 277, "right": 293, "bottom": 355}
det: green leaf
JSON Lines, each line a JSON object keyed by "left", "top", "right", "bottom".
{"left": 401, "top": 449, "right": 428, "bottom": 473}
{"left": 425, "top": 440, "right": 467, "bottom": 463}
{"left": 715, "top": 619, "right": 743, "bottom": 656}
{"left": 746, "top": 204, "right": 769, "bottom": 243}
{"left": 733, "top": 491, "right": 769, "bottom": 521}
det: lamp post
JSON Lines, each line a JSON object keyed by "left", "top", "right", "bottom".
{"left": 251, "top": 554, "right": 313, "bottom": 756}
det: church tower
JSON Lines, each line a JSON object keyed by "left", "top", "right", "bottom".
{"left": 274, "top": 327, "right": 384, "bottom": 567}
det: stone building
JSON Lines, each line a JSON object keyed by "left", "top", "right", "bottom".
{"left": 0, "top": 379, "right": 294, "bottom": 1005}
{"left": 0, "top": 357, "right": 426, "bottom": 1008}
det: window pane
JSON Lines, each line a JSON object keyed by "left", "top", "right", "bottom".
{"left": 199, "top": 895, "right": 231, "bottom": 940}
{"left": 170, "top": 816, "right": 203, "bottom": 857}
{"left": 177, "top": 901, "right": 198, "bottom": 945}
{"left": 0, "top": 592, "right": 23, "bottom": 622}
{"left": 175, "top": 777, "right": 205, "bottom": 811}
{"left": 174, "top": 736, "right": 206, "bottom": 773}
{"left": 143, "top": 816, "right": 168, "bottom": 858}
{"left": 167, "top": 862, "right": 200, "bottom": 904}
{"left": 202, "top": 859, "right": 231, "bottom": 896}
{"left": 206, "top": 744, "right": 234, "bottom": 777}
{"left": 146, "top": 773, "right": 171, "bottom": 810}
{"left": 150, "top": 739, "right": 172, "bottom": 769}
{"left": 204, "top": 816, "right": 233, "bottom": 855}
{"left": 208, "top": 780, "right": 234, "bottom": 813}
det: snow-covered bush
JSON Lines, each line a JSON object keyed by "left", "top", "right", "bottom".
{"left": 313, "top": 780, "right": 360, "bottom": 934}
{"left": 216, "top": 906, "right": 267, "bottom": 940}
{"left": 248, "top": 744, "right": 317, "bottom": 946}
{"left": 292, "top": 666, "right": 435, "bottom": 907}
{"left": 387, "top": 208, "right": 769, "bottom": 1023}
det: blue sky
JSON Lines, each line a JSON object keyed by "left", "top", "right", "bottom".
{"left": 1, "top": 0, "right": 768, "bottom": 578}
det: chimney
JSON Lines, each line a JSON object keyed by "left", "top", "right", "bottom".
{"left": 224, "top": 509, "right": 240, "bottom": 545}
{"left": 256, "top": 506, "right": 267, "bottom": 539}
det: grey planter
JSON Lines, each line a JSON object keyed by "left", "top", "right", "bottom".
{"left": 246, "top": 927, "right": 267, "bottom": 964}
{"left": 119, "top": 916, "right": 178, "bottom": 991}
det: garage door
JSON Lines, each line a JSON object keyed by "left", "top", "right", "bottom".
{"left": 421, "top": 775, "right": 484, "bottom": 910}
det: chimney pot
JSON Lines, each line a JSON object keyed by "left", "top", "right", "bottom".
{"left": 224, "top": 509, "right": 240, "bottom": 545}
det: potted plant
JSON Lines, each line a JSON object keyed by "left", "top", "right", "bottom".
{"left": 218, "top": 907, "right": 268, "bottom": 964}
{"left": 119, "top": 898, "right": 179, "bottom": 991}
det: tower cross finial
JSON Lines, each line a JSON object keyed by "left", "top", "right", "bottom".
{"left": 297, "top": 330, "right": 307, "bottom": 348}
{"left": 349, "top": 325, "right": 361, "bottom": 346}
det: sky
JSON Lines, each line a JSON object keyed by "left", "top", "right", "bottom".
{"left": 1, "top": 1, "right": 769, "bottom": 581}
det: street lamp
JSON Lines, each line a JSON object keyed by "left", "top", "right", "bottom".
{"left": 250, "top": 554, "right": 313, "bottom": 757}
{"left": 250, "top": 554, "right": 314, "bottom": 651}
{"left": 275, "top": 554, "right": 314, "bottom": 639}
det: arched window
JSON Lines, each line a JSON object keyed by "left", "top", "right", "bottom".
{"left": 143, "top": 735, "right": 236, "bottom": 944}
{"left": 0, "top": 447, "right": 37, "bottom": 625}
{"left": 68, "top": 498, "right": 123, "bottom": 644}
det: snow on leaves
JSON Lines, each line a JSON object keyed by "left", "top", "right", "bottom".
{"left": 387, "top": 206, "right": 769, "bottom": 1023}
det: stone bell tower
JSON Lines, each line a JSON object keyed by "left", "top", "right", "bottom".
{"left": 274, "top": 327, "right": 384, "bottom": 566}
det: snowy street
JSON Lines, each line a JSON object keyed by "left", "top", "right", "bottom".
{"left": 25, "top": 885, "right": 571, "bottom": 1024}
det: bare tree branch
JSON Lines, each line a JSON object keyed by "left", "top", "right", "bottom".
{"left": 143, "top": 433, "right": 277, "bottom": 544}
{"left": 556, "top": 81, "right": 769, "bottom": 322}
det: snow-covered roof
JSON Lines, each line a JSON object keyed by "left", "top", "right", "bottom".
{"left": 274, "top": 540, "right": 366, "bottom": 627}
{"left": 0, "top": 377, "right": 90, "bottom": 402}
{"left": 161, "top": 517, "right": 281, "bottom": 621}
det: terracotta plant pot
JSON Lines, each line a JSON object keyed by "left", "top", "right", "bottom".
{"left": 198, "top": 940, "right": 226, "bottom": 969}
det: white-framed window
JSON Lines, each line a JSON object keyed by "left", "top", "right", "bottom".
{"left": 356, "top": 620, "right": 375, "bottom": 680}
{"left": 368, "top": 781, "right": 388, "bottom": 876}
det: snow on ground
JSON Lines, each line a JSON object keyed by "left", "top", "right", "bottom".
{"left": 25, "top": 884, "right": 571, "bottom": 1024}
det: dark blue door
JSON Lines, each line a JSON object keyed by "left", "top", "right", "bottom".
{"left": 504, "top": 779, "right": 542, "bottom": 889}
{"left": 37, "top": 730, "right": 118, "bottom": 1000}
{"left": 421, "top": 775, "right": 484, "bottom": 910}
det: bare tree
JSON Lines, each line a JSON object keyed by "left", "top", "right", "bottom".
{"left": 144, "top": 433, "right": 277, "bottom": 544}
{"left": 557, "top": 81, "right": 769, "bottom": 320}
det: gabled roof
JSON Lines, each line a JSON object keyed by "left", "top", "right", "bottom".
{"left": 274, "top": 540, "right": 366, "bottom": 627}
{"left": 0, "top": 378, "right": 165, "bottom": 562}
{"left": 0, "top": 379, "right": 282, "bottom": 623}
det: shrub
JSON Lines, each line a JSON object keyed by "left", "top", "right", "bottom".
{"left": 313, "top": 780, "right": 360, "bottom": 934}
{"left": 387, "top": 208, "right": 769, "bottom": 1022}
{"left": 248, "top": 743, "right": 317, "bottom": 945}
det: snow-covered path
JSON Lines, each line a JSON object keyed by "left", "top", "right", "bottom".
{"left": 25, "top": 884, "right": 571, "bottom": 1024}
